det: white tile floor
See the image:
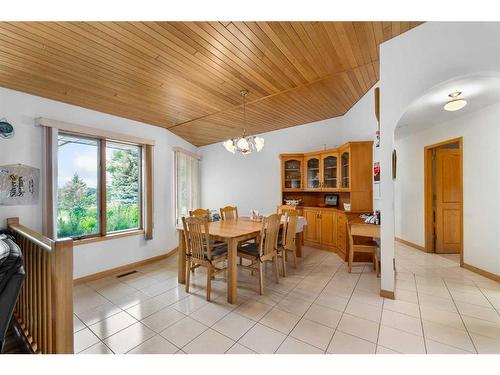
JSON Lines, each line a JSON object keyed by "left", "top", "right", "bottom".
{"left": 73, "top": 243, "right": 500, "bottom": 354}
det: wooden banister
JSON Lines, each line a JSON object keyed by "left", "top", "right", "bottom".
{"left": 6, "top": 217, "right": 74, "bottom": 354}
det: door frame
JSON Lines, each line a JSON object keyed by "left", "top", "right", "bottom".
{"left": 424, "top": 137, "right": 463, "bottom": 265}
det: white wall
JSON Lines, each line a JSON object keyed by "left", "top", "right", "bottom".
{"left": 395, "top": 102, "right": 500, "bottom": 275}
{"left": 379, "top": 22, "right": 500, "bottom": 291}
{"left": 0, "top": 87, "right": 197, "bottom": 278}
{"left": 199, "top": 88, "right": 378, "bottom": 216}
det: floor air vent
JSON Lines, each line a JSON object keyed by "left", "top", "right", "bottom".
{"left": 116, "top": 270, "right": 138, "bottom": 278}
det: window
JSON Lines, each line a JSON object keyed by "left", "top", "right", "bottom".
{"left": 106, "top": 142, "right": 141, "bottom": 233}
{"left": 57, "top": 134, "right": 100, "bottom": 238}
{"left": 56, "top": 132, "right": 144, "bottom": 239}
{"left": 175, "top": 150, "right": 200, "bottom": 225}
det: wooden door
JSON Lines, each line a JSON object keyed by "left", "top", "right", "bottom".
{"left": 304, "top": 155, "right": 321, "bottom": 190}
{"left": 321, "top": 152, "right": 338, "bottom": 191}
{"left": 320, "top": 210, "right": 337, "bottom": 248}
{"left": 282, "top": 157, "right": 303, "bottom": 191}
{"left": 435, "top": 148, "right": 462, "bottom": 253}
{"left": 303, "top": 209, "right": 320, "bottom": 244}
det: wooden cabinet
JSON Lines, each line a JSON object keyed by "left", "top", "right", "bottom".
{"left": 303, "top": 208, "right": 337, "bottom": 251}
{"left": 304, "top": 152, "right": 338, "bottom": 191}
{"left": 304, "top": 155, "right": 321, "bottom": 190}
{"left": 280, "top": 141, "right": 373, "bottom": 213}
{"left": 303, "top": 208, "right": 321, "bottom": 244}
{"left": 281, "top": 155, "right": 303, "bottom": 191}
{"left": 340, "top": 147, "right": 350, "bottom": 190}
{"left": 321, "top": 152, "right": 339, "bottom": 191}
{"left": 336, "top": 213, "right": 348, "bottom": 257}
{"left": 320, "top": 210, "right": 337, "bottom": 248}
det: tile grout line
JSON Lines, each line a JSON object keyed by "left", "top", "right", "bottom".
{"left": 442, "top": 279, "right": 479, "bottom": 354}
{"left": 413, "top": 272, "right": 428, "bottom": 354}
{"left": 471, "top": 279, "right": 500, "bottom": 316}
{"left": 322, "top": 264, "right": 364, "bottom": 354}
{"left": 272, "top": 255, "right": 345, "bottom": 353}
{"left": 224, "top": 252, "right": 331, "bottom": 353}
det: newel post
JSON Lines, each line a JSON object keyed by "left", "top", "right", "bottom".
{"left": 51, "top": 238, "right": 74, "bottom": 353}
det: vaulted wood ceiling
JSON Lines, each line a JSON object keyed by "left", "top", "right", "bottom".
{"left": 0, "top": 22, "right": 421, "bottom": 146}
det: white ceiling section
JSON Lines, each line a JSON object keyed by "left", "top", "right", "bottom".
{"left": 395, "top": 72, "right": 500, "bottom": 139}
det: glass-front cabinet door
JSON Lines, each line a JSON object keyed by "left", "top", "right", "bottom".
{"left": 322, "top": 153, "right": 338, "bottom": 190}
{"left": 282, "top": 157, "right": 302, "bottom": 191}
{"left": 305, "top": 155, "right": 321, "bottom": 190}
{"left": 340, "top": 150, "right": 350, "bottom": 189}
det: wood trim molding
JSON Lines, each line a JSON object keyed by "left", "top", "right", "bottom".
{"left": 462, "top": 263, "right": 500, "bottom": 283}
{"left": 380, "top": 289, "right": 395, "bottom": 299}
{"left": 42, "top": 126, "right": 57, "bottom": 239}
{"left": 36, "top": 117, "right": 155, "bottom": 146}
{"left": 144, "top": 144, "right": 154, "bottom": 240}
{"left": 395, "top": 237, "right": 428, "bottom": 252}
{"left": 73, "top": 247, "right": 178, "bottom": 285}
{"left": 74, "top": 229, "right": 145, "bottom": 246}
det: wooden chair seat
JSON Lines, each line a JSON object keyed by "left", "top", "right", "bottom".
{"left": 204, "top": 244, "right": 228, "bottom": 260}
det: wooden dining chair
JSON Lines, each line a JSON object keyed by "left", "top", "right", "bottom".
{"left": 237, "top": 214, "right": 280, "bottom": 295}
{"left": 278, "top": 211, "right": 299, "bottom": 277}
{"left": 189, "top": 208, "right": 211, "bottom": 220}
{"left": 182, "top": 216, "right": 228, "bottom": 301}
{"left": 220, "top": 206, "right": 238, "bottom": 220}
{"left": 347, "top": 223, "right": 380, "bottom": 275}
{"left": 277, "top": 204, "right": 297, "bottom": 215}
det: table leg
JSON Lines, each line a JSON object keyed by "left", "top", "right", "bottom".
{"left": 177, "top": 230, "right": 186, "bottom": 284}
{"left": 227, "top": 238, "right": 238, "bottom": 304}
{"left": 296, "top": 232, "right": 303, "bottom": 258}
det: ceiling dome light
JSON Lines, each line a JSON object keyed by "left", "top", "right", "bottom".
{"left": 444, "top": 91, "right": 467, "bottom": 111}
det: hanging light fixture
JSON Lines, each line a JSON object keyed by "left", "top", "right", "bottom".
{"left": 444, "top": 91, "right": 467, "bottom": 111}
{"left": 223, "top": 90, "right": 265, "bottom": 155}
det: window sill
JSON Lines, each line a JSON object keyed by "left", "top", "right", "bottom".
{"left": 74, "top": 229, "right": 145, "bottom": 246}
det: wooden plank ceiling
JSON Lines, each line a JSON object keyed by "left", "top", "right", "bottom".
{"left": 0, "top": 22, "right": 421, "bottom": 146}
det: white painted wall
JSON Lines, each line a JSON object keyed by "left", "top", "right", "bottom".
{"left": 379, "top": 22, "right": 500, "bottom": 291}
{"left": 395, "top": 102, "right": 500, "bottom": 275}
{"left": 0, "top": 87, "right": 197, "bottom": 278}
{"left": 199, "top": 87, "right": 378, "bottom": 216}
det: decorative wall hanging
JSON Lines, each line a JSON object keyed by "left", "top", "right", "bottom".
{"left": 373, "top": 161, "right": 381, "bottom": 199}
{"left": 373, "top": 162, "right": 380, "bottom": 182}
{"left": 374, "top": 87, "right": 380, "bottom": 147}
{"left": 0, "top": 118, "right": 15, "bottom": 139}
{"left": 0, "top": 164, "right": 40, "bottom": 205}
{"left": 392, "top": 149, "right": 397, "bottom": 180}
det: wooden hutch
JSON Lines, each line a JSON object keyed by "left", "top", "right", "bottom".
{"left": 280, "top": 141, "right": 373, "bottom": 260}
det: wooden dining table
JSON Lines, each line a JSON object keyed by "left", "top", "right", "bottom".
{"left": 177, "top": 217, "right": 304, "bottom": 304}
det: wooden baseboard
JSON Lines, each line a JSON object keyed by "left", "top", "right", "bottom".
{"left": 73, "top": 247, "right": 178, "bottom": 285}
{"left": 395, "top": 237, "right": 427, "bottom": 252}
{"left": 462, "top": 262, "right": 500, "bottom": 283}
{"left": 380, "top": 289, "right": 395, "bottom": 299}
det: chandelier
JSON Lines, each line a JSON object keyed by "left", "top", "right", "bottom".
{"left": 223, "top": 90, "right": 264, "bottom": 155}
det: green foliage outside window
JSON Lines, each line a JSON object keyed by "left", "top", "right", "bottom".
{"left": 56, "top": 143, "right": 140, "bottom": 239}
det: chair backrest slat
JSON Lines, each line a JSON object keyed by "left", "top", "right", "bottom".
{"left": 220, "top": 206, "right": 238, "bottom": 221}
{"left": 182, "top": 216, "right": 211, "bottom": 261}
{"left": 190, "top": 208, "right": 211, "bottom": 221}
{"left": 261, "top": 214, "right": 280, "bottom": 256}
{"left": 283, "top": 211, "right": 299, "bottom": 250}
